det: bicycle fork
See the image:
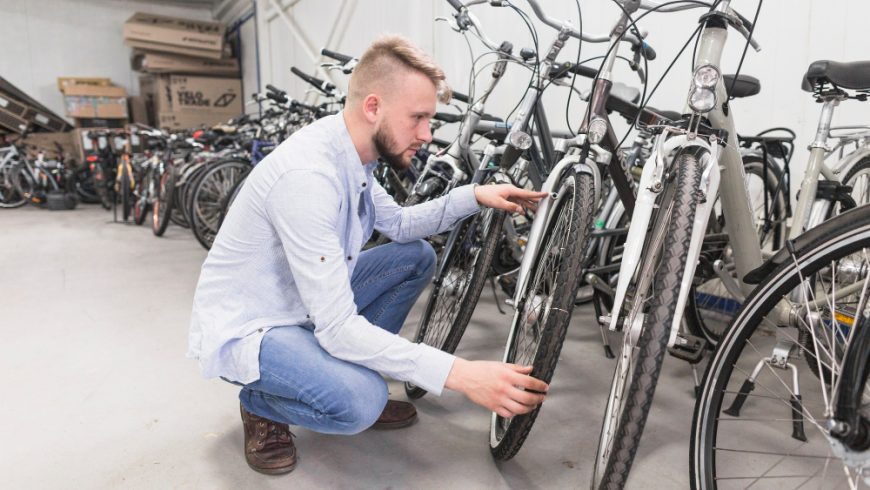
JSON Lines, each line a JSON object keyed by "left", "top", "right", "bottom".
{"left": 605, "top": 131, "right": 722, "bottom": 350}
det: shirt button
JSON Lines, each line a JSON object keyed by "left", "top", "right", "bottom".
{"left": 362, "top": 182, "right": 367, "bottom": 188}
{"left": 319, "top": 256, "right": 325, "bottom": 262}
{"left": 258, "top": 328, "right": 263, "bottom": 333}
{"left": 306, "top": 314, "right": 310, "bottom": 319}
{"left": 347, "top": 255, "right": 353, "bottom": 261}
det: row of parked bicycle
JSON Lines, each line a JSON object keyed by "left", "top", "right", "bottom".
{"left": 3, "top": 0, "right": 869, "bottom": 487}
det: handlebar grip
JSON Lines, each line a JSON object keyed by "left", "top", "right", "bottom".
{"left": 321, "top": 48, "right": 353, "bottom": 64}
{"left": 570, "top": 62, "right": 599, "bottom": 79}
{"left": 267, "top": 91, "right": 288, "bottom": 104}
{"left": 290, "top": 66, "right": 336, "bottom": 93}
{"left": 550, "top": 61, "right": 598, "bottom": 80}
{"left": 433, "top": 112, "right": 463, "bottom": 123}
{"left": 266, "top": 84, "right": 283, "bottom": 94}
{"left": 446, "top": 0, "right": 464, "bottom": 12}
{"left": 639, "top": 41, "right": 656, "bottom": 61}
{"left": 451, "top": 91, "right": 470, "bottom": 104}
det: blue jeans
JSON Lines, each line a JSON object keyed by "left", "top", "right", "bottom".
{"left": 239, "top": 239, "right": 436, "bottom": 435}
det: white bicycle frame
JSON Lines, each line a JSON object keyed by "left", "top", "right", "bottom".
{"left": 607, "top": 0, "right": 762, "bottom": 348}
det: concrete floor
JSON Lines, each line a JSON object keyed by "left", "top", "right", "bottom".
{"left": 1, "top": 205, "right": 702, "bottom": 489}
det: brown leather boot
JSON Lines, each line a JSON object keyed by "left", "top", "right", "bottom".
{"left": 240, "top": 404, "right": 297, "bottom": 475}
{"left": 371, "top": 400, "right": 418, "bottom": 430}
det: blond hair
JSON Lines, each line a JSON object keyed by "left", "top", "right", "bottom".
{"left": 348, "top": 34, "right": 451, "bottom": 105}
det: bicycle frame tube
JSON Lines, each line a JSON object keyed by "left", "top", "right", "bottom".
{"left": 697, "top": 22, "right": 763, "bottom": 293}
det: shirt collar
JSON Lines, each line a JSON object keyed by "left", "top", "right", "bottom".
{"left": 333, "top": 111, "right": 378, "bottom": 192}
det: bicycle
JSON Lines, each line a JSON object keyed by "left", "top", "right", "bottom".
{"left": 590, "top": 2, "right": 870, "bottom": 487}
{"left": 691, "top": 201, "right": 870, "bottom": 488}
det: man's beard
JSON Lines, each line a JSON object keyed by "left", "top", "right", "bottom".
{"left": 373, "top": 125, "right": 411, "bottom": 171}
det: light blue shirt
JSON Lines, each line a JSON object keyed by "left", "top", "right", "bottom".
{"left": 187, "top": 112, "right": 480, "bottom": 395}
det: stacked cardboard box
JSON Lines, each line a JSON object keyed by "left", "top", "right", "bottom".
{"left": 123, "top": 12, "right": 242, "bottom": 130}
{"left": 59, "top": 77, "right": 129, "bottom": 123}
{"left": 54, "top": 78, "right": 130, "bottom": 162}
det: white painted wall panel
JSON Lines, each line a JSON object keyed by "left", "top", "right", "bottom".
{"left": 238, "top": 0, "right": 869, "bottom": 183}
{"left": 0, "top": 0, "right": 214, "bottom": 121}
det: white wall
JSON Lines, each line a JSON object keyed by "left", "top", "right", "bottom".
{"left": 0, "top": 0, "right": 214, "bottom": 121}
{"left": 243, "top": 0, "right": 870, "bottom": 183}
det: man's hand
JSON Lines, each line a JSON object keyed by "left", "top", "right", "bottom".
{"left": 474, "top": 184, "right": 548, "bottom": 214}
{"left": 444, "top": 358, "right": 548, "bottom": 418}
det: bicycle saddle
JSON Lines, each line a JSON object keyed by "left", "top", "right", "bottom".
{"left": 801, "top": 60, "right": 870, "bottom": 92}
{"left": 723, "top": 74, "right": 761, "bottom": 98}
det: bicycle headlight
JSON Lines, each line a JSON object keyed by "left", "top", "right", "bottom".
{"left": 687, "top": 64, "right": 720, "bottom": 114}
{"left": 508, "top": 130, "right": 533, "bottom": 150}
{"left": 688, "top": 87, "right": 717, "bottom": 113}
{"left": 692, "top": 64, "right": 720, "bottom": 88}
{"left": 587, "top": 117, "right": 608, "bottom": 145}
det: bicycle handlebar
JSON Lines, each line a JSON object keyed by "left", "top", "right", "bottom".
{"left": 290, "top": 66, "right": 336, "bottom": 95}
{"left": 446, "top": 0, "right": 464, "bottom": 12}
{"left": 550, "top": 61, "right": 600, "bottom": 80}
{"left": 451, "top": 91, "right": 470, "bottom": 104}
{"left": 320, "top": 48, "right": 354, "bottom": 64}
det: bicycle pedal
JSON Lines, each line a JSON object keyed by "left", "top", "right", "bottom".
{"left": 667, "top": 333, "right": 707, "bottom": 364}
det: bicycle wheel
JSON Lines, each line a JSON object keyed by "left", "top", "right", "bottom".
{"left": 152, "top": 168, "right": 176, "bottom": 237}
{"left": 0, "top": 164, "right": 26, "bottom": 208}
{"left": 489, "top": 167, "right": 595, "bottom": 460}
{"left": 119, "top": 165, "right": 132, "bottom": 222}
{"left": 404, "top": 204, "right": 507, "bottom": 399}
{"left": 591, "top": 151, "right": 702, "bottom": 489}
{"left": 834, "top": 156, "right": 870, "bottom": 214}
{"left": 133, "top": 167, "right": 152, "bottom": 226}
{"left": 217, "top": 173, "right": 247, "bottom": 229}
{"left": 191, "top": 160, "right": 250, "bottom": 250}
{"left": 691, "top": 205, "right": 870, "bottom": 489}
{"left": 686, "top": 156, "right": 787, "bottom": 345}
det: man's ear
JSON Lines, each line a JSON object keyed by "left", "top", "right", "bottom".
{"left": 362, "top": 94, "right": 380, "bottom": 124}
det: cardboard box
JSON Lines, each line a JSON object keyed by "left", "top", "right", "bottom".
{"left": 123, "top": 12, "right": 224, "bottom": 53}
{"left": 57, "top": 77, "right": 112, "bottom": 92}
{"left": 124, "top": 39, "right": 230, "bottom": 60}
{"left": 128, "top": 96, "right": 150, "bottom": 125}
{"left": 62, "top": 83, "right": 128, "bottom": 119}
{"left": 65, "top": 97, "right": 129, "bottom": 119}
{"left": 131, "top": 50, "right": 239, "bottom": 77}
{"left": 22, "top": 131, "right": 77, "bottom": 162}
{"left": 156, "top": 111, "right": 231, "bottom": 130}
{"left": 149, "top": 75, "right": 241, "bottom": 115}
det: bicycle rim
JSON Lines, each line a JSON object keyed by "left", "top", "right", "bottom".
{"left": 692, "top": 208, "right": 870, "bottom": 489}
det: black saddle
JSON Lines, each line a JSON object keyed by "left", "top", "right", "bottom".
{"left": 723, "top": 74, "right": 761, "bottom": 98}
{"left": 801, "top": 60, "right": 870, "bottom": 92}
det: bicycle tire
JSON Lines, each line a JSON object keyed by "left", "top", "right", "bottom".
{"left": 691, "top": 204, "right": 870, "bottom": 490}
{"left": 120, "top": 165, "right": 132, "bottom": 222}
{"left": 191, "top": 160, "right": 250, "bottom": 250}
{"left": 592, "top": 151, "right": 701, "bottom": 489}
{"left": 404, "top": 205, "right": 507, "bottom": 399}
{"left": 489, "top": 168, "right": 595, "bottom": 460}
{"left": 133, "top": 167, "right": 151, "bottom": 226}
{"left": 0, "top": 164, "right": 27, "bottom": 208}
{"left": 217, "top": 172, "right": 247, "bottom": 229}
{"left": 152, "top": 168, "right": 176, "bottom": 237}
